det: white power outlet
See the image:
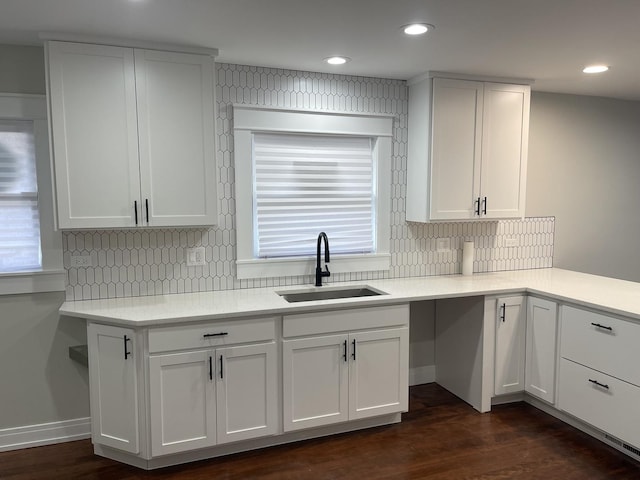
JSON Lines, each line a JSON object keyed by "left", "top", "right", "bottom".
{"left": 186, "top": 247, "right": 206, "bottom": 266}
{"left": 505, "top": 238, "right": 519, "bottom": 247}
{"left": 436, "top": 237, "right": 451, "bottom": 252}
{"left": 70, "top": 254, "right": 93, "bottom": 267}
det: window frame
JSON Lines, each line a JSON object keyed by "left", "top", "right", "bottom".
{"left": 0, "top": 93, "right": 64, "bottom": 295}
{"left": 233, "top": 104, "right": 392, "bottom": 280}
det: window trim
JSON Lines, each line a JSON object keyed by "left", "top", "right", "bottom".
{"left": 0, "top": 93, "right": 64, "bottom": 295}
{"left": 233, "top": 105, "right": 393, "bottom": 280}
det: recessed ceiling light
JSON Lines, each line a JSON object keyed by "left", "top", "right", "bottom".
{"left": 402, "top": 23, "right": 434, "bottom": 35}
{"left": 324, "top": 56, "right": 350, "bottom": 65}
{"left": 583, "top": 65, "right": 609, "bottom": 74}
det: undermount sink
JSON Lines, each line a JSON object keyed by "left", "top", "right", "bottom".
{"left": 278, "top": 286, "right": 387, "bottom": 303}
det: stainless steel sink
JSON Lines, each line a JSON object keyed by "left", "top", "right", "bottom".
{"left": 278, "top": 286, "right": 387, "bottom": 303}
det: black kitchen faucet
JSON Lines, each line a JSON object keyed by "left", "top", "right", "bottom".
{"left": 315, "top": 232, "right": 330, "bottom": 286}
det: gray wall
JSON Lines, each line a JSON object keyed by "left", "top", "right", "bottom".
{"left": 526, "top": 92, "right": 640, "bottom": 282}
{"left": 0, "top": 293, "right": 89, "bottom": 428}
{"left": 0, "top": 45, "right": 45, "bottom": 94}
{"left": 0, "top": 45, "right": 89, "bottom": 431}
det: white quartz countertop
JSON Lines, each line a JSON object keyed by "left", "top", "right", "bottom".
{"left": 58, "top": 268, "right": 640, "bottom": 327}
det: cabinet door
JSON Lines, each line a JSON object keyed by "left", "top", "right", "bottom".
{"left": 149, "top": 350, "right": 216, "bottom": 456}
{"left": 480, "top": 83, "right": 530, "bottom": 218}
{"left": 525, "top": 297, "right": 558, "bottom": 403}
{"left": 283, "top": 335, "right": 349, "bottom": 431}
{"left": 87, "top": 323, "right": 139, "bottom": 453}
{"left": 216, "top": 342, "right": 277, "bottom": 444}
{"left": 47, "top": 41, "right": 141, "bottom": 229}
{"left": 349, "top": 328, "right": 409, "bottom": 420}
{"left": 494, "top": 296, "right": 526, "bottom": 395}
{"left": 135, "top": 49, "right": 217, "bottom": 227}
{"left": 430, "top": 78, "right": 483, "bottom": 220}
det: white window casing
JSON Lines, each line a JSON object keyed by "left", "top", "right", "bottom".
{"left": 0, "top": 94, "right": 64, "bottom": 295}
{"left": 234, "top": 105, "right": 393, "bottom": 280}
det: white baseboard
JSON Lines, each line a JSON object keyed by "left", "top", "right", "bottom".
{"left": 0, "top": 417, "right": 91, "bottom": 452}
{"left": 409, "top": 365, "right": 435, "bottom": 386}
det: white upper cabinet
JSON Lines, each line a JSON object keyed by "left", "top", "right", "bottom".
{"left": 46, "top": 41, "right": 217, "bottom": 229}
{"left": 407, "top": 75, "right": 530, "bottom": 222}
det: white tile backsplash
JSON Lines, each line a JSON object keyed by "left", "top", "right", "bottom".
{"left": 62, "top": 63, "right": 554, "bottom": 301}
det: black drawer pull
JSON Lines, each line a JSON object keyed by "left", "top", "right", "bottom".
{"left": 343, "top": 340, "right": 348, "bottom": 362}
{"left": 203, "top": 332, "right": 229, "bottom": 338}
{"left": 123, "top": 335, "right": 131, "bottom": 359}
{"left": 591, "top": 322, "right": 612, "bottom": 331}
{"left": 589, "top": 379, "right": 609, "bottom": 390}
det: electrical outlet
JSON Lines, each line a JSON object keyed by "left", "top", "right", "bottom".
{"left": 70, "top": 255, "right": 93, "bottom": 267}
{"left": 505, "top": 238, "right": 519, "bottom": 247}
{"left": 436, "top": 237, "right": 451, "bottom": 252}
{"left": 186, "top": 247, "right": 206, "bottom": 266}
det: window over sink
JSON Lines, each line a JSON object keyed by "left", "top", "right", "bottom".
{"left": 0, "top": 94, "right": 63, "bottom": 294}
{"left": 233, "top": 105, "right": 392, "bottom": 280}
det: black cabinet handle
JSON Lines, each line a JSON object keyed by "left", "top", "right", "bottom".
{"left": 145, "top": 199, "right": 149, "bottom": 223}
{"left": 124, "top": 335, "right": 131, "bottom": 359}
{"left": 589, "top": 379, "right": 609, "bottom": 390}
{"left": 134, "top": 201, "right": 138, "bottom": 225}
{"left": 203, "top": 332, "right": 229, "bottom": 338}
{"left": 591, "top": 322, "right": 613, "bottom": 331}
{"left": 475, "top": 197, "right": 481, "bottom": 216}
{"left": 343, "top": 340, "right": 348, "bottom": 362}
{"left": 220, "top": 355, "right": 224, "bottom": 379}
{"left": 209, "top": 356, "right": 213, "bottom": 380}
{"left": 482, "top": 197, "right": 487, "bottom": 215}
{"left": 351, "top": 339, "right": 356, "bottom": 360}
{"left": 500, "top": 303, "right": 506, "bottom": 322}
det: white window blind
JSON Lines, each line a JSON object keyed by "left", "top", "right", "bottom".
{"left": 253, "top": 132, "right": 375, "bottom": 258}
{"left": 0, "top": 120, "right": 41, "bottom": 272}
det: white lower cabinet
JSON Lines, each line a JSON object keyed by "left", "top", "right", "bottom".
{"left": 88, "top": 307, "right": 409, "bottom": 468}
{"left": 494, "top": 296, "right": 526, "bottom": 395}
{"left": 559, "top": 358, "right": 640, "bottom": 449}
{"left": 558, "top": 305, "right": 640, "bottom": 450}
{"left": 282, "top": 305, "right": 409, "bottom": 432}
{"left": 349, "top": 329, "right": 408, "bottom": 420}
{"left": 87, "top": 323, "right": 140, "bottom": 454}
{"left": 283, "top": 334, "right": 349, "bottom": 430}
{"left": 215, "top": 343, "right": 278, "bottom": 444}
{"left": 149, "top": 350, "right": 216, "bottom": 456}
{"left": 149, "top": 341, "right": 277, "bottom": 456}
{"left": 524, "top": 297, "right": 558, "bottom": 404}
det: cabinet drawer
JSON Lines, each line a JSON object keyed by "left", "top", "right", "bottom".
{"left": 559, "top": 358, "right": 640, "bottom": 449}
{"left": 283, "top": 304, "right": 409, "bottom": 338}
{"left": 561, "top": 306, "right": 640, "bottom": 386}
{"left": 148, "top": 317, "right": 277, "bottom": 353}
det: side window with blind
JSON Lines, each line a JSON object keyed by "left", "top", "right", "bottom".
{"left": 234, "top": 106, "right": 392, "bottom": 280}
{"left": 253, "top": 133, "right": 375, "bottom": 258}
{"left": 0, "top": 94, "right": 63, "bottom": 295}
{"left": 0, "top": 120, "right": 41, "bottom": 272}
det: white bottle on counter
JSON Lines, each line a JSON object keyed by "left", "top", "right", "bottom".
{"left": 462, "top": 241, "right": 474, "bottom": 276}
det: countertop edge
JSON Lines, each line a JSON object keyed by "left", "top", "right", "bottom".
{"left": 58, "top": 269, "right": 640, "bottom": 327}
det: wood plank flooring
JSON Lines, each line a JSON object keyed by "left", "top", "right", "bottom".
{"left": 1, "top": 384, "right": 638, "bottom": 479}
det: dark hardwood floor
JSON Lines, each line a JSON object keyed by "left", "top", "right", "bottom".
{"left": 2, "top": 384, "right": 638, "bottom": 479}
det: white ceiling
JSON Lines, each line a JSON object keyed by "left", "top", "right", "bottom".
{"left": 2, "top": 0, "right": 640, "bottom": 100}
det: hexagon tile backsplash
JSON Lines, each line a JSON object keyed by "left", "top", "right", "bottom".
{"left": 62, "top": 63, "right": 554, "bottom": 301}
